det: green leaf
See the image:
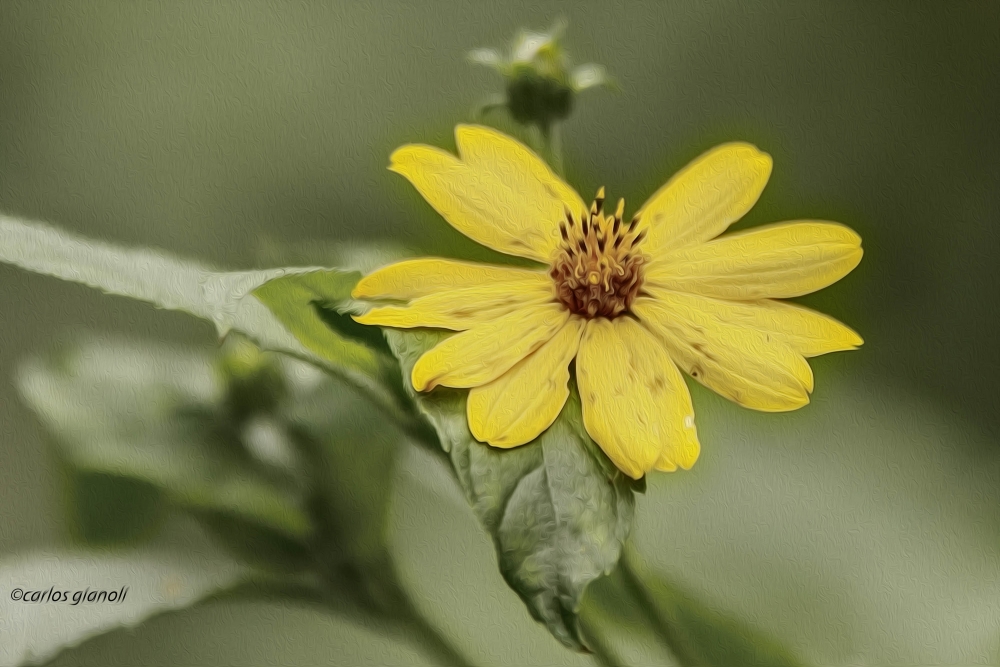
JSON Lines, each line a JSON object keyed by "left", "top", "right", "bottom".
{"left": 0, "top": 549, "right": 246, "bottom": 667}
{"left": 253, "top": 270, "right": 394, "bottom": 361}
{"left": 581, "top": 547, "right": 805, "bottom": 667}
{"left": 383, "top": 329, "right": 635, "bottom": 650}
{"left": 0, "top": 215, "right": 398, "bottom": 416}
{"left": 16, "top": 338, "right": 312, "bottom": 545}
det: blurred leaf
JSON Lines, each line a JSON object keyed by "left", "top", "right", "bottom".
{"left": 581, "top": 547, "right": 805, "bottom": 667}
{"left": 0, "top": 549, "right": 247, "bottom": 667}
{"left": 0, "top": 215, "right": 401, "bottom": 418}
{"left": 16, "top": 338, "right": 312, "bottom": 548}
{"left": 18, "top": 333, "right": 472, "bottom": 665}
{"left": 60, "top": 470, "right": 165, "bottom": 547}
{"left": 383, "top": 329, "right": 635, "bottom": 651}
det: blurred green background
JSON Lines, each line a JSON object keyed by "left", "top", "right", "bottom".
{"left": 1, "top": 1, "right": 998, "bottom": 665}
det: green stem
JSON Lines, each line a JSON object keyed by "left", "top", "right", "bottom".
{"left": 578, "top": 607, "right": 628, "bottom": 667}
{"left": 391, "top": 591, "right": 478, "bottom": 667}
{"left": 528, "top": 124, "right": 547, "bottom": 158}
{"left": 530, "top": 122, "right": 565, "bottom": 177}
{"left": 549, "top": 122, "right": 565, "bottom": 177}
{"left": 619, "top": 545, "right": 707, "bottom": 667}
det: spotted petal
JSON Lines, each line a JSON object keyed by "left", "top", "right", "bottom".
{"left": 647, "top": 221, "right": 863, "bottom": 300}
{"left": 352, "top": 257, "right": 546, "bottom": 301}
{"left": 467, "top": 317, "right": 585, "bottom": 447}
{"left": 411, "top": 303, "right": 568, "bottom": 391}
{"left": 577, "top": 317, "right": 700, "bottom": 479}
{"left": 389, "top": 125, "right": 586, "bottom": 262}
{"left": 644, "top": 288, "right": 863, "bottom": 358}
{"left": 355, "top": 278, "right": 553, "bottom": 331}
{"left": 639, "top": 143, "right": 773, "bottom": 259}
{"left": 634, "top": 294, "right": 814, "bottom": 412}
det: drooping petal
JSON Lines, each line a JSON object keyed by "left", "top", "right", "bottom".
{"left": 411, "top": 303, "right": 568, "bottom": 391}
{"left": 577, "top": 317, "right": 700, "bottom": 479}
{"left": 352, "top": 257, "right": 547, "bottom": 301}
{"left": 467, "top": 317, "right": 585, "bottom": 447}
{"left": 355, "top": 279, "right": 554, "bottom": 330}
{"left": 389, "top": 125, "right": 586, "bottom": 262}
{"left": 639, "top": 143, "right": 773, "bottom": 259}
{"left": 646, "top": 221, "right": 863, "bottom": 300}
{"left": 634, "top": 295, "right": 814, "bottom": 412}
{"left": 644, "top": 288, "right": 862, "bottom": 357}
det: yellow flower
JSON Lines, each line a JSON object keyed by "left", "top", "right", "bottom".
{"left": 352, "top": 125, "right": 863, "bottom": 479}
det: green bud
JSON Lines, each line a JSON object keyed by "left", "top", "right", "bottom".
{"left": 469, "top": 18, "right": 615, "bottom": 131}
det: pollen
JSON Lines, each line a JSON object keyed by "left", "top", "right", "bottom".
{"left": 550, "top": 187, "right": 647, "bottom": 319}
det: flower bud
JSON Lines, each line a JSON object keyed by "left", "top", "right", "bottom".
{"left": 469, "top": 19, "right": 614, "bottom": 130}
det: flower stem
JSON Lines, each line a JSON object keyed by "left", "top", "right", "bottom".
{"left": 396, "top": 604, "right": 478, "bottom": 667}
{"left": 549, "top": 122, "right": 565, "bottom": 177}
{"left": 527, "top": 123, "right": 565, "bottom": 177}
{"left": 619, "top": 545, "right": 707, "bottom": 667}
{"left": 528, "top": 124, "right": 546, "bottom": 158}
{"left": 578, "top": 605, "right": 628, "bottom": 667}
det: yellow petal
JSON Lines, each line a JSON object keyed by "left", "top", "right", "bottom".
{"left": 644, "top": 288, "right": 862, "bottom": 357}
{"left": 352, "top": 257, "right": 546, "bottom": 301}
{"left": 389, "top": 125, "right": 586, "bottom": 262}
{"left": 639, "top": 143, "right": 773, "bottom": 258}
{"left": 577, "top": 317, "right": 700, "bottom": 479}
{"left": 634, "top": 295, "right": 813, "bottom": 412}
{"left": 647, "top": 221, "right": 863, "bottom": 300}
{"left": 355, "top": 279, "right": 554, "bottom": 330}
{"left": 411, "top": 303, "right": 568, "bottom": 391}
{"left": 467, "top": 317, "right": 585, "bottom": 447}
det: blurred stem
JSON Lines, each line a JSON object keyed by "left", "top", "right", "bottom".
{"left": 398, "top": 611, "right": 477, "bottom": 667}
{"left": 578, "top": 607, "right": 628, "bottom": 667}
{"left": 529, "top": 123, "right": 566, "bottom": 177}
{"left": 528, "top": 125, "right": 546, "bottom": 159}
{"left": 619, "top": 544, "right": 706, "bottom": 667}
{"left": 255, "top": 573, "right": 477, "bottom": 667}
{"left": 549, "top": 122, "right": 565, "bottom": 176}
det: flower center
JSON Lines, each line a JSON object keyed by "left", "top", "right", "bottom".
{"left": 550, "top": 187, "right": 647, "bottom": 319}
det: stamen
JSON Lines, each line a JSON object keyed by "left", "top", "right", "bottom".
{"left": 550, "top": 190, "right": 646, "bottom": 320}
